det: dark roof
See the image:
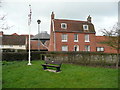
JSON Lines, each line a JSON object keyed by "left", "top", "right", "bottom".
{"left": 2, "top": 35, "right": 26, "bottom": 45}
{"left": 53, "top": 19, "right": 95, "bottom": 33}
{"left": 31, "top": 31, "right": 50, "bottom": 40}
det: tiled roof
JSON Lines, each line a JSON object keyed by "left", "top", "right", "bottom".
{"left": 31, "top": 31, "right": 50, "bottom": 40}
{"left": 20, "top": 34, "right": 34, "bottom": 39}
{"left": 12, "top": 33, "right": 19, "bottom": 35}
{"left": 54, "top": 19, "right": 87, "bottom": 23}
{"left": 53, "top": 19, "right": 95, "bottom": 33}
{"left": 27, "top": 40, "right": 49, "bottom": 50}
{"left": 2, "top": 35, "right": 26, "bottom": 45}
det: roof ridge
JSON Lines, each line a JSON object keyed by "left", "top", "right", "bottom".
{"left": 54, "top": 19, "right": 87, "bottom": 22}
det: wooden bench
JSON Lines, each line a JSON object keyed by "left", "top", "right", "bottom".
{"left": 42, "top": 60, "right": 62, "bottom": 72}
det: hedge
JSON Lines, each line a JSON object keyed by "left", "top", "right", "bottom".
{"left": 2, "top": 51, "right": 119, "bottom": 68}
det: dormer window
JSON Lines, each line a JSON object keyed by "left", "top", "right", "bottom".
{"left": 61, "top": 23, "right": 67, "bottom": 29}
{"left": 83, "top": 25, "right": 88, "bottom": 30}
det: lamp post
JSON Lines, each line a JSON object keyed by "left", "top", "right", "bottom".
{"left": 37, "top": 20, "right": 41, "bottom": 51}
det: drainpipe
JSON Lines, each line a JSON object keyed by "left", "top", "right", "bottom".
{"left": 52, "top": 19, "right": 56, "bottom": 51}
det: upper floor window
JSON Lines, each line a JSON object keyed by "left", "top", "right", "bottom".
{"left": 74, "top": 34, "right": 78, "bottom": 42}
{"left": 85, "top": 35, "right": 90, "bottom": 42}
{"left": 74, "top": 45, "right": 79, "bottom": 51}
{"left": 62, "top": 34, "right": 68, "bottom": 42}
{"left": 83, "top": 25, "right": 88, "bottom": 30}
{"left": 85, "top": 45, "right": 90, "bottom": 51}
{"left": 62, "top": 45, "right": 68, "bottom": 51}
{"left": 61, "top": 23, "right": 67, "bottom": 29}
{"left": 97, "top": 47, "right": 104, "bottom": 52}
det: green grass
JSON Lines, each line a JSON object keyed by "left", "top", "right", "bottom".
{"left": 2, "top": 60, "right": 118, "bottom": 88}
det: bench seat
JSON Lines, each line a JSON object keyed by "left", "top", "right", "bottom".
{"left": 42, "top": 60, "right": 62, "bottom": 72}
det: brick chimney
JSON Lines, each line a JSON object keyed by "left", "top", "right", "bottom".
{"left": 0, "top": 31, "right": 3, "bottom": 37}
{"left": 87, "top": 15, "right": 92, "bottom": 23}
{"left": 51, "top": 12, "right": 55, "bottom": 19}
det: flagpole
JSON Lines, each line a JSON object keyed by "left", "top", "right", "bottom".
{"left": 28, "top": 4, "right": 32, "bottom": 65}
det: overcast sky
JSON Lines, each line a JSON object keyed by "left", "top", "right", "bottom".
{"left": 0, "top": 0, "right": 119, "bottom": 35}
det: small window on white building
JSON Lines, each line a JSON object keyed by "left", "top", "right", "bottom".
{"left": 62, "top": 34, "right": 68, "bottom": 42}
{"left": 10, "top": 45, "right": 13, "bottom": 47}
{"left": 61, "top": 23, "right": 67, "bottom": 29}
{"left": 83, "top": 25, "right": 88, "bottom": 30}
{"left": 19, "top": 45, "right": 23, "bottom": 47}
{"left": 62, "top": 45, "right": 68, "bottom": 51}
{"left": 74, "top": 34, "right": 78, "bottom": 42}
{"left": 97, "top": 47, "right": 104, "bottom": 52}
{"left": 74, "top": 45, "right": 79, "bottom": 51}
{"left": 85, "top": 35, "right": 90, "bottom": 42}
{"left": 85, "top": 45, "right": 90, "bottom": 51}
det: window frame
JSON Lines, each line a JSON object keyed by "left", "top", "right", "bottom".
{"left": 85, "top": 34, "right": 90, "bottom": 42}
{"left": 85, "top": 45, "right": 90, "bottom": 51}
{"left": 10, "top": 45, "right": 13, "bottom": 47}
{"left": 62, "top": 34, "right": 68, "bottom": 42}
{"left": 74, "top": 34, "right": 78, "bottom": 42}
{"left": 83, "top": 25, "right": 89, "bottom": 30}
{"left": 74, "top": 45, "right": 79, "bottom": 51}
{"left": 61, "top": 23, "right": 67, "bottom": 29}
{"left": 62, "top": 45, "right": 68, "bottom": 51}
{"left": 96, "top": 47, "right": 104, "bottom": 52}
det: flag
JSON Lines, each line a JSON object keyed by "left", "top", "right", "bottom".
{"left": 28, "top": 4, "right": 32, "bottom": 25}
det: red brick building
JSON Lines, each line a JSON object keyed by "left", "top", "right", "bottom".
{"left": 49, "top": 12, "right": 118, "bottom": 53}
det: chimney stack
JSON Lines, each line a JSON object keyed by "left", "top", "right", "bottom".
{"left": 51, "top": 12, "right": 55, "bottom": 19}
{"left": 87, "top": 15, "right": 92, "bottom": 23}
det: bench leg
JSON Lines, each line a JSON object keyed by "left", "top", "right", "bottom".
{"left": 56, "top": 67, "right": 61, "bottom": 72}
{"left": 42, "top": 65, "right": 47, "bottom": 70}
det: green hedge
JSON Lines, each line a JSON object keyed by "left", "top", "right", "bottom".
{"left": 2, "top": 52, "right": 28, "bottom": 61}
{"left": 2, "top": 51, "right": 118, "bottom": 68}
{"left": 2, "top": 51, "right": 117, "bottom": 61}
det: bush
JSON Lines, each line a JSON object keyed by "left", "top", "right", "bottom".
{"left": 2, "top": 51, "right": 44, "bottom": 61}
{"left": 2, "top": 52, "right": 28, "bottom": 61}
{"left": 2, "top": 51, "right": 118, "bottom": 68}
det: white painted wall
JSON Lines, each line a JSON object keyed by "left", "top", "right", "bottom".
{"left": 1, "top": 45, "right": 26, "bottom": 50}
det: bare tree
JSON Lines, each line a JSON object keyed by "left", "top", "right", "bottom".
{"left": 101, "top": 24, "right": 120, "bottom": 68}
{"left": 0, "top": 0, "right": 14, "bottom": 30}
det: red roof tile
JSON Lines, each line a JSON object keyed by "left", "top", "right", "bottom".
{"left": 12, "top": 33, "right": 19, "bottom": 35}
{"left": 27, "top": 40, "right": 49, "bottom": 50}
{"left": 2, "top": 35, "right": 26, "bottom": 45}
{"left": 53, "top": 19, "right": 95, "bottom": 33}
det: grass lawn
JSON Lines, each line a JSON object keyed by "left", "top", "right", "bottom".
{"left": 2, "top": 60, "right": 118, "bottom": 88}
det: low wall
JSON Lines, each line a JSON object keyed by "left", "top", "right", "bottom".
{"left": 43, "top": 52, "right": 117, "bottom": 67}
{"left": 2, "top": 51, "right": 118, "bottom": 67}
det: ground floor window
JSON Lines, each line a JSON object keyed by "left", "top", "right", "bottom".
{"left": 74, "top": 45, "right": 79, "bottom": 51}
{"left": 96, "top": 47, "right": 104, "bottom": 52}
{"left": 62, "top": 45, "right": 68, "bottom": 51}
{"left": 85, "top": 45, "right": 90, "bottom": 51}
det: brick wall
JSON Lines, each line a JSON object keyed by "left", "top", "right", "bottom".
{"left": 52, "top": 32, "right": 96, "bottom": 52}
